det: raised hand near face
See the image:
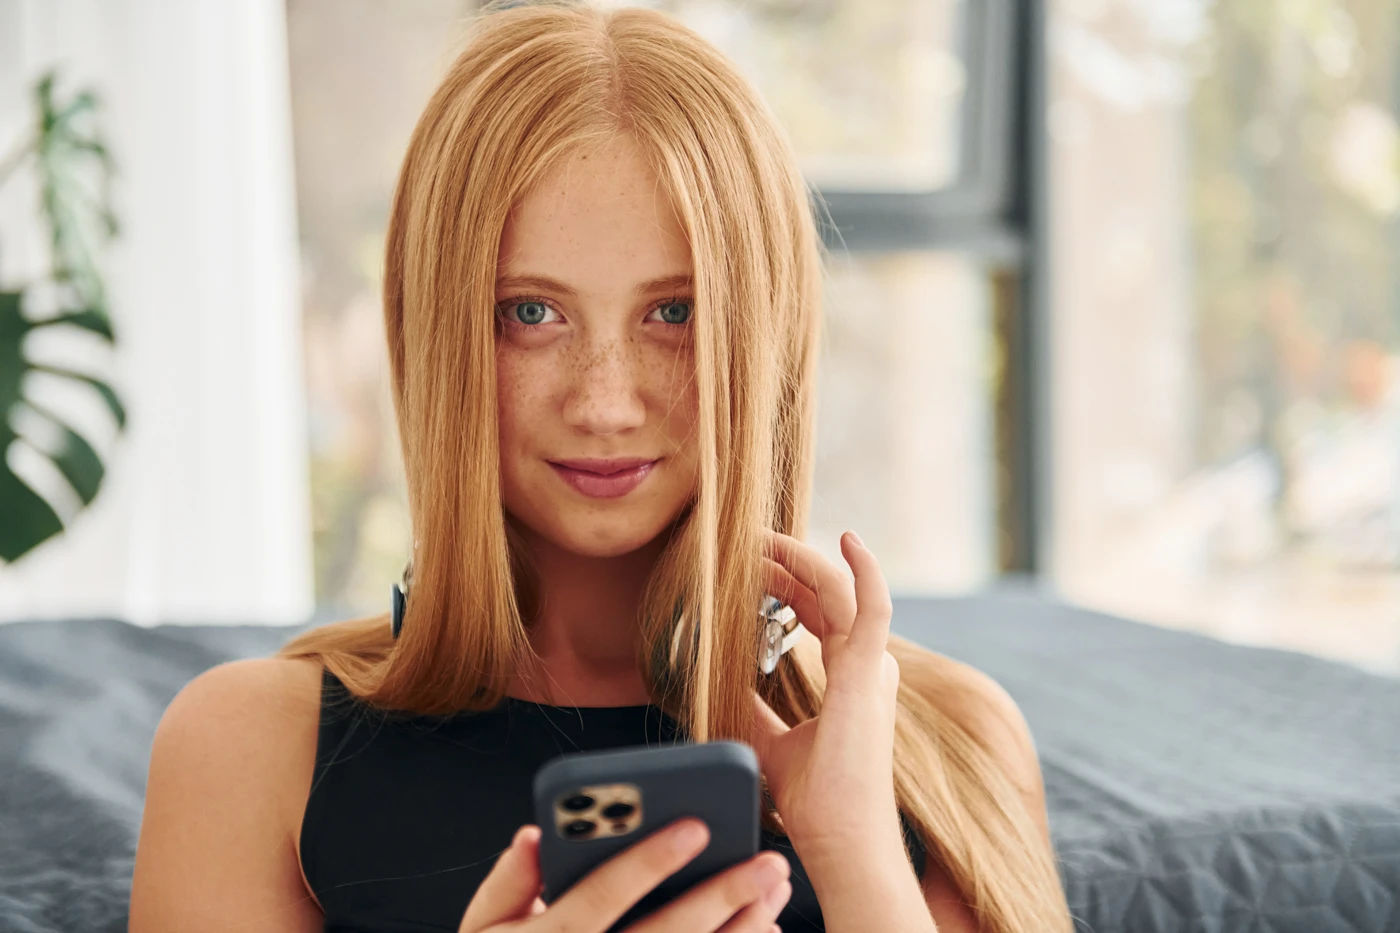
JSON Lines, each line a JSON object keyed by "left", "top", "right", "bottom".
{"left": 750, "top": 529, "right": 902, "bottom": 858}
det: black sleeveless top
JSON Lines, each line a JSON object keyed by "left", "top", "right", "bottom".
{"left": 300, "top": 668, "right": 927, "bottom": 932}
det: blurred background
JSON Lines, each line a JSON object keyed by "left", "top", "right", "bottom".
{"left": 2, "top": 0, "right": 1398, "bottom": 676}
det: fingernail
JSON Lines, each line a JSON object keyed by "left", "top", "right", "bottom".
{"left": 514, "top": 825, "right": 540, "bottom": 847}
{"left": 763, "top": 880, "right": 792, "bottom": 911}
{"left": 672, "top": 819, "right": 708, "bottom": 853}
{"left": 756, "top": 853, "right": 790, "bottom": 887}
{"left": 846, "top": 530, "right": 864, "bottom": 549}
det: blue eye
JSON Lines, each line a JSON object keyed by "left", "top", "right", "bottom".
{"left": 495, "top": 296, "right": 692, "bottom": 330}
{"left": 499, "top": 299, "right": 558, "bottom": 327}
{"left": 650, "top": 298, "right": 692, "bottom": 325}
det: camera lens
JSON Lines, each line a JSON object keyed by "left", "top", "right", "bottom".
{"left": 601, "top": 802, "right": 634, "bottom": 819}
{"left": 564, "top": 819, "right": 595, "bottom": 838}
{"left": 562, "top": 794, "right": 594, "bottom": 812}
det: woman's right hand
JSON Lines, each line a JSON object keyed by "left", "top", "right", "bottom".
{"left": 457, "top": 818, "right": 792, "bottom": 933}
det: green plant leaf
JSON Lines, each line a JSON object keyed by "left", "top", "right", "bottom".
{"left": 0, "top": 71, "right": 123, "bottom": 564}
{"left": 0, "top": 462, "right": 64, "bottom": 563}
{"left": 0, "top": 291, "right": 25, "bottom": 416}
{"left": 0, "top": 290, "right": 125, "bottom": 563}
{"left": 24, "top": 400, "right": 105, "bottom": 504}
{"left": 28, "top": 308, "right": 116, "bottom": 343}
{"left": 71, "top": 138, "right": 111, "bottom": 162}
{"left": 33, "top": 70, "right": 118, "bottom": 317}
{"left": 29, "top": 363, "right": 126, "bottom": 429}
{"left": 56, "top": 90, "right": 98, "bottom": 124}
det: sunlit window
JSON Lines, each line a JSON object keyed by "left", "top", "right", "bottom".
{"left": 1049, "top": 0, "right": 1400, "bottom": 673}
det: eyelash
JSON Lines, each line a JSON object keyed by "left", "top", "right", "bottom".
{"left": 495, "top": 295, "right": 693, "bottom": 331}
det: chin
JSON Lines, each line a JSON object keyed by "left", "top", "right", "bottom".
{"left": 510, "top": 492, "right": 681, "bottom": 558}
{"left": 548, "top": 516, "right": 670, "bottom": 558}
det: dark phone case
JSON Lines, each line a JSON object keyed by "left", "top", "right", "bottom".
{"left": 533, "top": 740, "right": 760, "bottom": 929}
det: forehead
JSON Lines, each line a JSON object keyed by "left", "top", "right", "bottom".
{"left": 496, "top": 135, "right": 692, "bottom": 295}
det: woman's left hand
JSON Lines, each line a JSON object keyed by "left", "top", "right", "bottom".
{"left": 750, "top": 528, "right": 902, "bottom": 857}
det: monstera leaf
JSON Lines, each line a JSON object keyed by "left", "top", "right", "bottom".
{"left": 0, "top": 290, "right": 126, "bottom": 561}
{"left": 0, "top": 71, "right": 122, "bottom": 563}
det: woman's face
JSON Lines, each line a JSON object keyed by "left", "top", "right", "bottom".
{"left": 494, "top": 135, "right": 700, "bottom": 558}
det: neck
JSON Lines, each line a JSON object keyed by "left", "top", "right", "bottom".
{"left": 507, "top": 519, "right": 672, "bottom": 707}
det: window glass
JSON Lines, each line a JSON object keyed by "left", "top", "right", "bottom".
{"left": 1049, "top": 0, "right": 1400, "bottom": 672}
{"left": 814, "top": 251, "right": 995, "bottom": 592}
{"left": 609, "top": 0, "right": 967, "bottom": 191}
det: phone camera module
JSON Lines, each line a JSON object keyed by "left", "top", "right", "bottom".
{"left": 564, "top": 819, "right": 596, "bottom": 838}
{"left": 553, "top": 782, "right": 642, "bottom": 842}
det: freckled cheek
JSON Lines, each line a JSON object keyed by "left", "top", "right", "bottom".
{"left": 668, "top": 383, "right": 699, "bottom": 431}
{"left": 495, "top": 350, "right": 554, "bottom": 451}
{"left": 646, "top": 351, "right": 700, "bottom": 449}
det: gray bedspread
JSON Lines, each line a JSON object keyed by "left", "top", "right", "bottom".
{"left": 1, "top": 589, "right": 1397, "bottom": 932}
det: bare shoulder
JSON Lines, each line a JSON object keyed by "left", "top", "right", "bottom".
{"left": 152, "top": 656, "right": 325, "bottom": 817}
{"left": 129, "top": 655, "right": 327, "bottom": 931}
{"left": 195, "top": 655, "right": 323, "bottom": 729}
{"left": 160, "top": 655, "right": 324, "bottom": 733}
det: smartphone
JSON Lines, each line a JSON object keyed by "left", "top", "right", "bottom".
{"left": 532, "top": 740, "right": 761, "bottom": 929}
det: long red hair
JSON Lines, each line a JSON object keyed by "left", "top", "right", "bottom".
{"left": 277, "top": 3, "right": 1072, "bottom": 929}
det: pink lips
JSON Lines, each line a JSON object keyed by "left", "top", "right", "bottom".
{"left": 548, "top": 458, "right": 659, "bottom": 499}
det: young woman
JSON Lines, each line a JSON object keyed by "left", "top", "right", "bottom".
{"left": 129, "top": 2, "right": 1073, "bottom": 932}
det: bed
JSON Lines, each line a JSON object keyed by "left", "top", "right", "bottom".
{"left": 2, "top": 588, "right": 1397, "bottom": 932}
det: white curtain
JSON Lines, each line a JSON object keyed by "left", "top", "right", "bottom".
{"left": 0, "top": 0, "right": 314, "bottom": 626}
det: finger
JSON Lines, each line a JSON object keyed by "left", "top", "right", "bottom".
{"left": 748, "top": 691, "right": 796, "bottom": 780}
{"left": 715, "top": 880, "right": 792, "bottom": 933}
{"left": 458, "top": 825, "right": 543, "bottom": 932}
{"left": 548, "top": 817, "right": 710, "bottom": 930}
{"left": 761, "top": 557, "right": 829, "bottom": 641}
{"left": 762, "top": 530, "right": 856, "bottom": 629}
{"left": 762, "top": 530, "right": 857, "bottom": 639}
{"left": 839, "top": 531, "right": 894, "bottom": 663}
{"left": 626, "top": 851, "right": 791, "bottom": 933}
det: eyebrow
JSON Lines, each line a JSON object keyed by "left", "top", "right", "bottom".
{"left": 495, "top": 272, "right": 694, "bottom": 298}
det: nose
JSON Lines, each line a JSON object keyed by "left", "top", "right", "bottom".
{"left": 561, "top": 337, "right": 648, "bottom": 436}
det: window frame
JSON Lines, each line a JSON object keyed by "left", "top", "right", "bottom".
{"left": 813, "top": 0, "right": 1048, "bottom": 576}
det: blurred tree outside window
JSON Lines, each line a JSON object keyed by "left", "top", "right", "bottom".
{"left": 1050, "top": 0, "right": 1400, "bottom": 672}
